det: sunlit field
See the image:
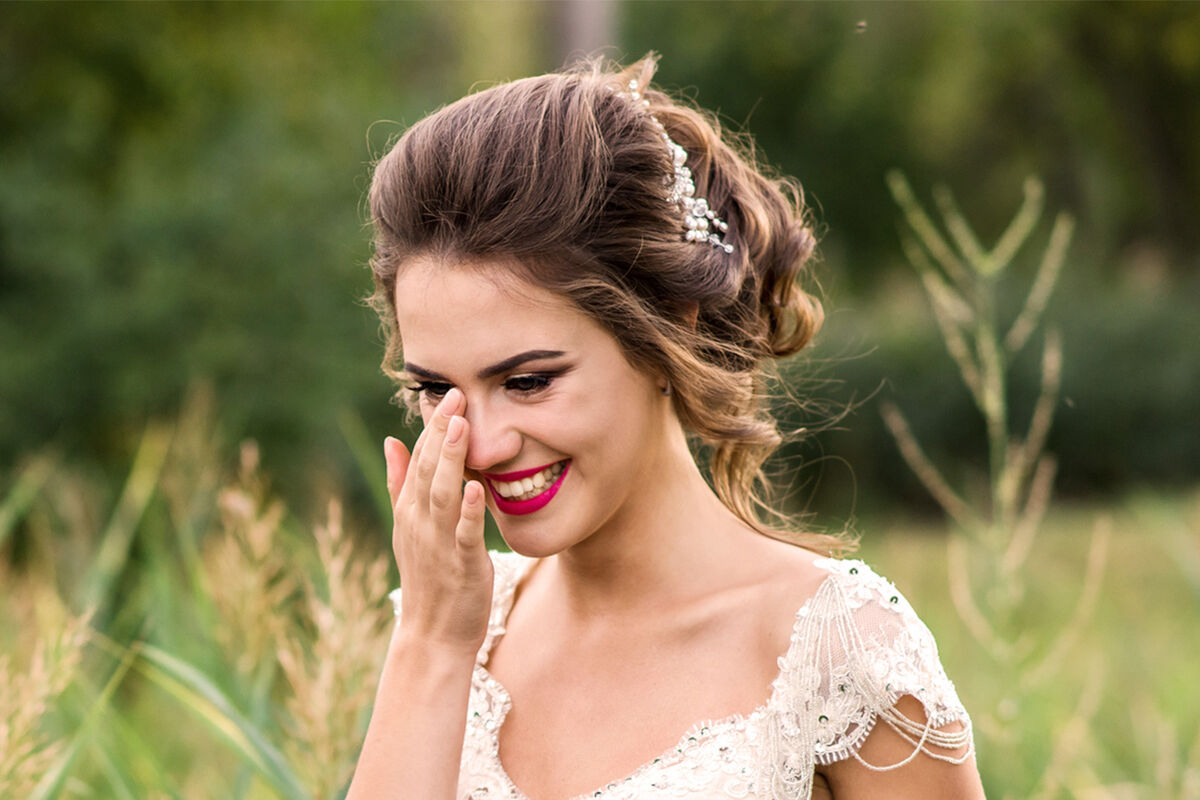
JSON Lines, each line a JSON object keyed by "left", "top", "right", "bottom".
{"left": 861, "top": 492, "right": 1200, "bottom": 799}
{"left": 2, "top": 397, "right": 1197, "bottom": 798}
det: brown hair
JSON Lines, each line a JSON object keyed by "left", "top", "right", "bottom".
{"left": 368, "top": 56, "right": 845, "bottom": 555}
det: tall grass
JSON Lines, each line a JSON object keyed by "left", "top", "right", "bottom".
{"left": 0, "top": 392, "right": 393, "bottom": 798}
{"left": 2, "top": 393, "right": 1198, "bottom": 797}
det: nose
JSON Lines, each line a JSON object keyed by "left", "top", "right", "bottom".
{"left": 463, "top": 401, "right": 522, "bottom": 473}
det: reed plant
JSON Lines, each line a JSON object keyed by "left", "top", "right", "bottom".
{"left": 138, "top": 431, "right": 393, "bottom": 799}
{"left": 883, "top": 173, "right": 1117, "bottom": 798}
{"left": 276, "top": 498, "right": 391, "bottom": 798}
{"left": 0, "top": 391, "right": 395, "bottom": 799}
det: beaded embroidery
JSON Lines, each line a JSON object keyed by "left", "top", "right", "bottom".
{"left": 390, "top": 552, "right": 973, "bottom": 799}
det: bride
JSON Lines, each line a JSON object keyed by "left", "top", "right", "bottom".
{"left": 348, "top": 56, "right": 984, "bottom": 800}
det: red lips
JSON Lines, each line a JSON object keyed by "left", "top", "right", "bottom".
{"left": 482, "top": 460, "right": 571, "bottom": 516}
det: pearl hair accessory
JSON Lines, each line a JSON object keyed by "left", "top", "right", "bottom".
{"left": 627, "top": 80, "right": 735, "bottom": 255}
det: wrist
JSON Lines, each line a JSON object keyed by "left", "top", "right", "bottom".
{"left": 390, "top": 626, "right": 482, "bottom": 672}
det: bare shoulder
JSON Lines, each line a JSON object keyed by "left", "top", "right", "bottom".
{"left": 746, "top": 532, "right": 839, "bottom": 605}
{"left": 732, "top": 533, "right": 840, "bottom": 662}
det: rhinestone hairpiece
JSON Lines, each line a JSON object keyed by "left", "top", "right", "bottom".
{"left": 627, "top": 80, "right": 734, "bottom": 255}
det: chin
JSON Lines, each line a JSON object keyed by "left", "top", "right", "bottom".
{"left": 497, "top": 535, "right": 564, "bottom": 560}
{"left": 491, "top": 498, "right": 604, "bottom": 559}
{"left": 493, "top": 514, "right": 579, "bottom": 559}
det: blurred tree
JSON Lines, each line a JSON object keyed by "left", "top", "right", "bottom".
{"left": 1, "top": 1, "right": 1196, "bottom": 523}
{"left": 0, "top": 2, "right": 542, "bottom": 506}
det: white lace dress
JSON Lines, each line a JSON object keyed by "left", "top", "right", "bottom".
{"left": 389, "top": 551, "right": 973, "bottom": 800}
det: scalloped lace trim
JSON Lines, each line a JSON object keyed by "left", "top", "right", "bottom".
{"left": 393, "top": 553, "right": 973, "bottom": 799}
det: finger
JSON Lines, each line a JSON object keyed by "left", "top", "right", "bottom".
{"left": 455, "top": 480, "right": 487, "bottom": 552}
{"left": 411, "top": 389, "right": 462, "bottom": 498}
{"left": 429, "top": 414, "right": 468, "bottom": 524}
{"left": 384, "top": 436, "right": 411, "bottom": 510}
{"left": 400, "top": 426, "right": 428, "bottom": 501}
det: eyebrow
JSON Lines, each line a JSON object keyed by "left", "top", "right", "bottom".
{"left": 404, "top": 349, "right": 568, "bottom": 382}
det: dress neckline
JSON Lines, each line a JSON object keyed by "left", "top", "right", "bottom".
{"left": 473, "top": 551, "right": 846, "bottom": 800}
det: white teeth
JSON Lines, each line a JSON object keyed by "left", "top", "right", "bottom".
{"left": 491, "top": 461, "right": 565, "bottom": 502}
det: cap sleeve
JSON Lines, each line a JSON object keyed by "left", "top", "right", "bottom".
{"left": 760, "top": 559, "right": 973, "bottom": 794}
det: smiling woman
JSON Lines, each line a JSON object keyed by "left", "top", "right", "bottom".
{"left": 348, "top": 56, "right": 984, "bottom": 800}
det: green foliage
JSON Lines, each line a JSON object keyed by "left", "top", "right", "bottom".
{"left": 1, "top": 2, "right": 1198, "bottom": 520}
{"left": 0, "top": 3, "right": 458, "bottom": 508}
{"left": 0, "top": 396, "right": 397, "bottom": 798}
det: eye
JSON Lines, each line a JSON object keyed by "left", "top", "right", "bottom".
{"left": 504, "top": 373, "right": 553, "bottom": 395}
{"left": 407, "top": 380, "right": 452, "bottom": 400}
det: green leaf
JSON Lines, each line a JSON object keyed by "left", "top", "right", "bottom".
{"left": 83, "top": 422, "right": 175, "bottom": 611}
{"left": 135, "top": 643, "right": 309, "bottom": 800}
{"left": 30, "top": 635, "right": 138, "bottom": 800}
{"left": 0, "top": 452, "right": 55, "bottom": 549}
{"left": 338, "top": 407, "right": 393, "bottom": 532}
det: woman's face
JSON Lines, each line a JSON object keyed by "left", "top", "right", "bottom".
{"left": 392, "top": 257, "right": 676, "bottom": 557}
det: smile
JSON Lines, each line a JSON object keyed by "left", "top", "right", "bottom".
{"left": 482, "top": 460, "right": 570, "bottom": 516}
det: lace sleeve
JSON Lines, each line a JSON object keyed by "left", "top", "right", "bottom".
{"left": 760, "top": 559, "right": 973, "bottom": 793}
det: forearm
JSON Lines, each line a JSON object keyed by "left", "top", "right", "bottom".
{"left": 346, "top": 626, "right": 476, "bottom": 800}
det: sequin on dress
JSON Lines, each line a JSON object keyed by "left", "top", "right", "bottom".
{"left": 389, "top": 551, "right": 973, "bottom": 800}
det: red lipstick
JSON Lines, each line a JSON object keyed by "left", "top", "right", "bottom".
{"left": 482, "top": 460, "right": 570, "bottom": 516}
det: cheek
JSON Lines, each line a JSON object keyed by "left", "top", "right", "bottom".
{"left": 561, "top": 378, "right": 657, "bottom": 461}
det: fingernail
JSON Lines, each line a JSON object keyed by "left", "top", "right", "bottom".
{"left": 446, "top": 415, "right": 465, "bottom": 444}
{"left": 439, "top": 389, "right": 458, "bottom": 417}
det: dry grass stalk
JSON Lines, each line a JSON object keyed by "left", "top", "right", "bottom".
{"left": 276, "top": 499, "right": 391, "bottom": 799}
{"left": 880, "top": 401, "right": 978, "bottom": 532}
{"left": 886, "top": 172, "right": 1113, "bottom": 795}
{"left": 1021, "top": 517, "right": 1111, "bottom": 689}
{"left": 204, "top": 441, "right": 295, "bottom": 678}
{"left": 199, "top": 438, "right": 393, "bottom": 797}
{"left": 0, "top": 572, "right": 89, "bottom": 798}
{"left": 1005, "top": 214, "right": 1074, "bottom": 354}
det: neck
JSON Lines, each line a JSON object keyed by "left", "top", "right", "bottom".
{"left": 543, "top": 423, "right": 756, "bottom": 620}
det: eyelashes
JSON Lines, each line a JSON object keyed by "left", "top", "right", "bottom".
{"left": 406, "top": 380, "right": 453, "bottom": 399}
{"left": 502, "top": 373, "right": 553, "bottom": 394}
{"left": 406, "top": 371, "right": 561, "bottom": 401}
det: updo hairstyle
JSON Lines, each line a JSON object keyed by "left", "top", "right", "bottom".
{"left": 369, "top": 56, "right": 839, "bottom": 553}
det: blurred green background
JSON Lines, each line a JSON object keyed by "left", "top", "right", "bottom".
{"left": 2, "top": 3, "right": 1199, "bottom": 798}
{"left": 3, "top": 1, "right": 1197, "bottom": 522}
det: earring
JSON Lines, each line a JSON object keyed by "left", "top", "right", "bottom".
{"left": 661, "top": 380, "right": 672, "bottom": 397}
